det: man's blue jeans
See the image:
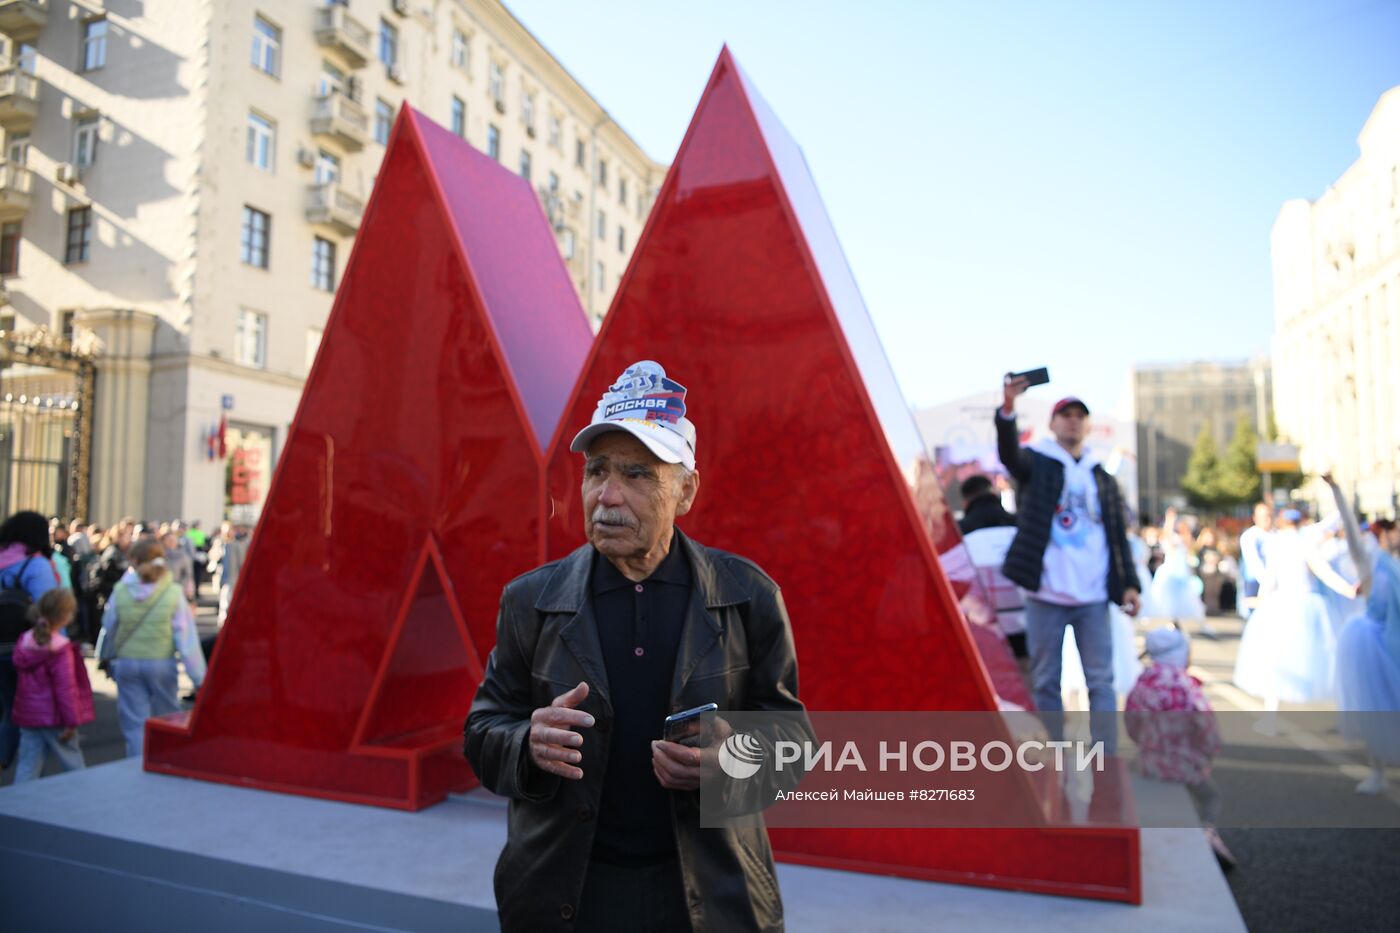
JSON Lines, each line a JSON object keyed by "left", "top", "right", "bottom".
{"left": 1024, "top": 597, "right": 1117, "bottom": 754}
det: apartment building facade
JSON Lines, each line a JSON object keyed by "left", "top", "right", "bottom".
{"left": 1271, "top": 85, "right": 1400, "bottom": 518}
{"left": 0, "top": 0, "right": 666, "bottom": 527}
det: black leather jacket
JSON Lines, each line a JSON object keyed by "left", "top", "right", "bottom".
{"left": 464, "top": 529, "right": 812, "bottom": 932}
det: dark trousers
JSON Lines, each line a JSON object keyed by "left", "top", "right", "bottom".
{"left": 575, "top": 857, "right": 691, "bottom": 933}
{"left": 0, "top": 653, "right": 18, "bottom": 767}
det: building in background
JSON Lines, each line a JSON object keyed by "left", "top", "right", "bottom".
{"left": 0, "top": 0, "right": 666, "bottom": 526}
{"left": 1126, "top": 359, "right": 1271, "bottom": 520}
{"left": 1271, "top": 85, "right": 1399, "bottom": 519}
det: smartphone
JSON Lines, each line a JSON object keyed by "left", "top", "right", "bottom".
{"left": 1006, "top": 366, "right": 1050, "bottom": 388}
{"left": 663, "top": 702, "right": 718, "bottom": 747}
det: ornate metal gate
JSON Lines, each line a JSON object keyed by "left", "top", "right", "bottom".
{"left": 0, "top": 327, "right": 96, "bottom": 520}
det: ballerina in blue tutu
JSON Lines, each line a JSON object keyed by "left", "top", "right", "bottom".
{"left": 1148, "top": 511, "right": 1207, "bottom": 630}
{"left": 1326, "top": 474, "right": 1400, "bottom": 795}
{"left": 1233, "top": 507, "right": 1358, "bottom": 711}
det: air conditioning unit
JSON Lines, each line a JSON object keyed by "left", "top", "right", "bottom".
{"left": 387, "top": 63, "right": 405, "bottom": 84}
{"left": 297, "top": 147, "right": 316, "bottom": 169}
{"left": 55, "top": 163, "right": 79, "bottom": 185}
{"left": 345, "top": 76, "right": 362, "bottom": 102}
{"left": 494, "top": 98, "right": 505, "bottom": 115}
{"left": 525, "top": 125, "right": 535, "bottom": 139}
{"left": 391, "top": 0, "right": 408, "bottom": 15}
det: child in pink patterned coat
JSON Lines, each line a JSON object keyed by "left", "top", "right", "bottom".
{"left": 1125, "top": 624, "right": 1236, "bottom": 869}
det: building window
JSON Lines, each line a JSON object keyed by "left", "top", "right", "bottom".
{"left": 561, "top": 228, "right": 575, "bottom": 260}
{"left": 379, "top": 19, "right": 398, "bottom": 68}
{"left": 73, "top": 116, "right": 100, "bottom": 167}
{"left": 314, "top": 150, "right": 340, "bottom": 186}
{"left": 236, "top": 310, "right": 268, "bottom": 368}
{"left": 64, "top": 208, "right": 92, "bottom": 264}
{"left": 6, "top": 133, "right": 28, "bottom": 165}
{"left": 318, "top": 60, "right": 346, "bottom": 98}
{"left": 306, "top": 328, "right": 324, "bottom": 372}
{"left": 488, "top": 61, "right": 504, "bottom": 105}
{"left": 595, "top": 261, "right": 605, "bottom": 293}
{"left": 16, "top": 42, "right": 35, "bottom": 74}
{"left": 451, "top": 96, "right": 466, "bottom": 137}
{"left": 575, "top": 138, "right": 586, "bottom": 169}
{"left": 617, "top": 225, "right": 625, "bottom": 254}
{"left": 521, "top": 91, "right": 535, "bottom": 130}
{"left": 487, "top": 124, "right": 500, "bottom": 161}
{"left": 619, "top": 177, "right": 628, "bottom": 207}
{"left": 519, "top": 149, "right": 531, "bottom": 181}
{"left": 596, "top": 158, "right": 608, "bottom": 189}
{"left": 375, "top": 98, "right": 393, "bottom": 144}
{"left": 311, "top": 236, "right": 336, "bottom": 292}
{"left": 451, "top": 28, "right": 470, "bottom": 70}
{"left": 241, "top": 206, "right": 270, "bottom": 269}
{"left": 60, "top": 310, "right": 75, "bottom": 341}
{"left": 548, "top": 113, "right": 561, "bottom": 149}
{"left": 547, "top": 170, "right": 560, "bottom": 192}
{"left": 596, "top": 209, "right": 606, "bottom": 239}
{"left": 81, "top": 18, "right": 108, "bottom": 72}
{"left": 246, "top": 112, "right": 275, "bottom": 171}
{"left": 0, "top": 222, "right": 19, "bottom": 275}
{"left": 251, "top": 15, "right": 281, "bottom": 77}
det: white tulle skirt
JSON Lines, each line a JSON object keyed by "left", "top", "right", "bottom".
{"left": 1335, "top": 614, "right": 1400, "bottom": 763}
{"left": 1234, "top": 590, "right": 1336, "bottom": 703}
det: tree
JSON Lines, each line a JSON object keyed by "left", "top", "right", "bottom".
{"left": 1216, "top": 415, "right": 1262, "bottom": 508}
{"left": 1180, "top": 424, "right": 1224, "bottom": 511}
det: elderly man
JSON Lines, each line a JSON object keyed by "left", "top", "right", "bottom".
{"left": 466, "top": 360, "right": 809, "bottom": 933}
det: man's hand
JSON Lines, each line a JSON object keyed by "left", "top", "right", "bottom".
{"left": 58, "top": 727, "right": 76, "bottom": 744}
{"left": 652, "top": 716, "right": 733, "bottom": 791}
{"left": 529, "top": 681, "right": 594, "bottom": 780}
{"left": 1121, "top": 588, "right": 1141, "bottom": 617}
{"left": 1002, "top": 374, "right": 1029, "bottom": 415}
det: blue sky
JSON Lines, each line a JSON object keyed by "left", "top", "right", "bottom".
{"left": 505, "top": 0, "right": 1400, "bottom": 412}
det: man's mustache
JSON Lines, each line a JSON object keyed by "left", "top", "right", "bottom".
{"left": 592, "top": 507, "right": 638, "bottom": 530}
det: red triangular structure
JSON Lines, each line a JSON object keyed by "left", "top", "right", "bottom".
{"left": 145, "top": 106, "right": 592, "bottom": 810}
{"left": 544, "top": 49, "right": 1139, "bottom": 901}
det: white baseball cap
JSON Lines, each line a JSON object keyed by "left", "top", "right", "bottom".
{"left": 569, "top": 360, "right": 697, "bottom": 470}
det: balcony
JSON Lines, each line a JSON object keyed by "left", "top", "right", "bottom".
{"left": 0, "top": 1, "right": 47, "bottom": 42}
{"left": 310, "top": 92, "right": 367, "bottom": 152}
{"left": 0, "top": 66, "right": 39, "bottom": 132}
{"left": 314, "top": 5, "right": 370, "bottom": 69}
{"left": 306, "top": 183, "right": 363, "bottom": 235}
{"left": 0, "top": 161, "right": 31, "bottom": 221}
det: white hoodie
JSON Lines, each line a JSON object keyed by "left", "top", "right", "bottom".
{"left": 1029, "top": 438, "right": 1109, "bottom": 606}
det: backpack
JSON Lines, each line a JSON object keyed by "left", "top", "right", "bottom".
{"left": 0, "top": 556, "right": 36, "bottom": 653}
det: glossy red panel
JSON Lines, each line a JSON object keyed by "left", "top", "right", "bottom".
{"left": 544, "top": 49, "right": 1136, "bottom": 901}
{"left": 145, "top": 107, "right": 592, "bottom": 811}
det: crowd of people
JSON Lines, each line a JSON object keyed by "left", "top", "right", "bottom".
{"left": 0, "top": 512, "right": 250, "bottom": 781}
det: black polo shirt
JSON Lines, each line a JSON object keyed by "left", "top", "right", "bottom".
{"left": 589, "top": 540, "right": 692, "bottom": 866}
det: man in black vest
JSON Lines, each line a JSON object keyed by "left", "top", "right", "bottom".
{"left": 996, "top": 375, "right": 1140, "bottom": 752}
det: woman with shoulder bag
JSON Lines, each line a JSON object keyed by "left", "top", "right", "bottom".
{"left": 0, "top": 510, "right": 62, "bottom": 771}
{"left": 99, "top": 538, "right": 206, "bottom": 757}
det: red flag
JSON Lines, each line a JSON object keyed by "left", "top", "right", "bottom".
{"left": 217, "top": 414, "right": 227, "bottom": 459}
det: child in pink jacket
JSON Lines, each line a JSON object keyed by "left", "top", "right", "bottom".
{"left": 12, "top": 588, "right": 93, "bottom": 783}
{"left": 1125, "top": 624, "right": 1236, "bottom": 870}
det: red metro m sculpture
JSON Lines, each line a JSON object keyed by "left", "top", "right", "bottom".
{"left": 144, "top": 106, "right": 592, "bottom": 809}
{"left": 145, "top": 52, "right": 1139, "bottom": 904}
{"left": 545, "top": 50, "right": 1139, "bottom": 903}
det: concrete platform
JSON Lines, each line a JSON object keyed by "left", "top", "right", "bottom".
{"left": 0, "top": 760, "right": 1243, "bottom": 932}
